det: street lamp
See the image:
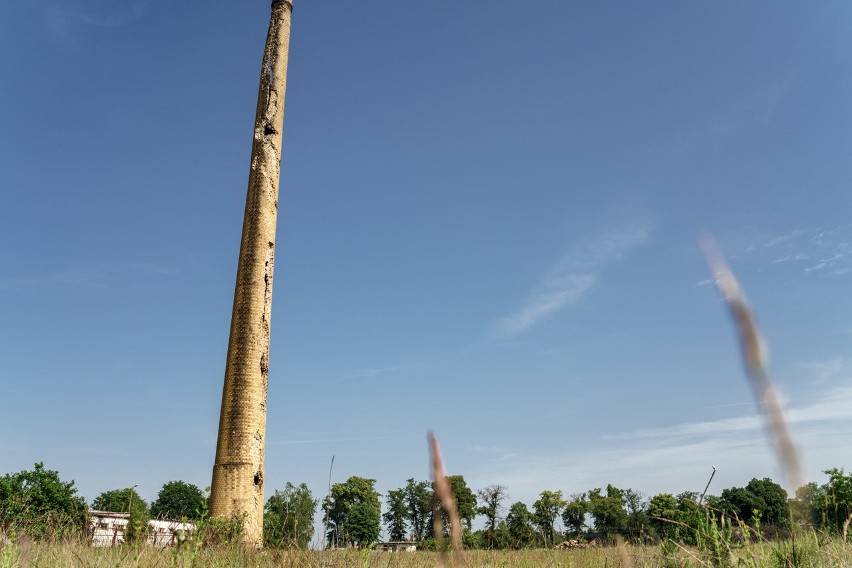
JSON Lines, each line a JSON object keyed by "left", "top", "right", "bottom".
{"left": 126, "top": 484, "right": 139, "bottom": 543}
{"left": 128, "top": 484, "right": 139, "bottom": 514}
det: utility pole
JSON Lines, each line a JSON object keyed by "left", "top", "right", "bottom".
{"left": 210, "top": 0, "right": 294, "bottom": 549}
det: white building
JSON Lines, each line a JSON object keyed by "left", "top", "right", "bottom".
{"left": 88, "top": 511, "right": 196, "bottom": 547}
{"left": 147, "top": 518, "right": 196, "bottom": 547}
{"left": 88, "top": 511, "right": 129, "bottom": 547}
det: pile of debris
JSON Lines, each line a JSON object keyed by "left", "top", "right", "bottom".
{"left": 554, "top": 539, "right": 587, "bottom": 550}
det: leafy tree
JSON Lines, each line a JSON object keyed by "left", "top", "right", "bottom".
{"left": 403, "top": 478, "right": 432, "bottom": 541}
{"left": 791, "top": 482, "right": 820, "bottom": 529}
{"left": 815, "top": 468, "right": 852, "bottom": 533}
{"left": 675, "top": 491, "right": 703, "bottom": 523}
{"left": 150, "top": 481, "right": 205, "bottom": 520}
{"left": 533, "top": 490, "right": 566, "bottom": 546}
{"left": 92, "top": 487, "right": 149, "bottom": 543}
{"left": 647, "top": 493, "right": 679, "bottom": 541}
{"left": 462, "top": 529, "right": 483, "bottom": 549}
{"left": 562, "top": 493, "right": 588, "bottom": 538}
{"left": 745, "top": 478, "right": 788, "bottom": 528}
{"left": 92, "top": 487, "right": 145, "bottom": 514}
{"left": 588, "top": 484, "right": 628, "bottom": 540}
{"left": 0, "top": 462, "right": 87, "bottom": 540}
{"left": 505, "top": 501, "right": 536, "bottom": 549}
{"left": 383, "top": 488, "right": 409, "bottom": 541}
{"left": 347, "top": 501, "right": 381, "bottom": 545}
{"left": 648, "top": 491, "right": 705, "bottom": 545}
{"left": 493, "top": 520, "right": 512, "bottom": 549}
{"left": 264, "top": 482, "right": 317, "bottom": 549}
{"left": 623, "top": 488, "right": 651, "bottom": 542}
{"left": 718, "top": 478, "right": 788, "bottom": 528}
{"left": 430, "top": 475, "right": 476, "bottom": 536}
{"left": 322, "top": 476, "right": 381, "bottom": 548}
{"left": 476, "top": 484, "right": 508, "bottom": 549}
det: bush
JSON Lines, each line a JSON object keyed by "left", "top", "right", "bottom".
{"left": 0, "top": 462, "right": 87, "bottom": 540}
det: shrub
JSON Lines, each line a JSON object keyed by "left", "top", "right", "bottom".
{"left": 0, "top": 463, "right": 87, "bottom": 540}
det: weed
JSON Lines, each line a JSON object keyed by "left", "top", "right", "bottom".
{"left": 0, "top": 533, "right": 19, "bottom": 568}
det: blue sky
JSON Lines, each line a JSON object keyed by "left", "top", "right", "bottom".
{"left": 2, "top": 0, "right": 852, "bottom": 541}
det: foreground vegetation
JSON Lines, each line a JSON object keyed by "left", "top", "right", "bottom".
{"left": 2, "top": 536, "right": 851, "bottom": 568}
{"left": 2, "top": 465, "right": 851, "bottom": 567}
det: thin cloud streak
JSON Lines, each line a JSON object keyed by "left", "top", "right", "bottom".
{"left": 496, "top": 274, "right": 596, "bottom": 337}
{"left": 610, "top": 382, "right": 852, "bottom": 443}
{"left": 729, "top": 225, "right": 852, "bottom": 276}
{"left": 44, "top": 0, "right": 149, "bottom": 31}
{"left": 469, "top": 375, "right": 852, "bottom": 502}
{"left": 493, "top": 224, "right": 652, "bottom": 338}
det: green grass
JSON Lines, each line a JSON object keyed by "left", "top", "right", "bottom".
{"left": 2, "top": 539, "right": 851, "bottom": 568}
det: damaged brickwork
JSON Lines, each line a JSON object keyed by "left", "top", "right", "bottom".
{"left": 209, "top": 0, "right": 293, "bottom": 550}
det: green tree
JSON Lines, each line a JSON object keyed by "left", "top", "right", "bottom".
{"left": 647, "top": 491, "right": 706, "bottom": 545}
{"left": 383, "top": 488, "right": 410, "bottom": 541}
{"left": 676, "top": 492, "right": 705, "bottom": 546}
{"left": 462, "top": 529, "right": 484, "bottom": 549}
{"left": 476, "top": 484, "right": 508, "bottom": 549}
{"left": 588, "top": 484, "right": 628, "bottom": 540}
{"left": 322, "top": 476, "right": 381, "bottom": 548}
{"left": 623, "top": 488, "right": 651, "bottom": 542}
{"left": 403, "top": 478, "right": 432, "bottom": 541}
{"left": 533, "top": 490, "right": 566, "bottom": 546}
{"left": 150, "top": 481, "right": 205, "bottom": 520}
{"left": 493, "top": 520, "right": 511, "bottom": 549}
{"left": 430, "top": 475, "right": 477, "bottom": 536}
{"left": 562, "top": 493, "right": 588, "bottom": 538}
{"left": 264, "top": 482, "right": 317, "bottom": 549}
{"left": 347, "top": 502, "right": 381, "bottom": 546}
{"left": 506, "top": 501, "right": 536, "bottom": 549}
{"left": 718, "top": 478, "right": 788, "bottom": 528}
{"left": 0, "top": 462, "right": 87, "bottom": 540}
{"left": 92, "top": 487, "right": 149, "bottom": 543}
{"left": 647, "top": 493, "right": 679, "bottom": 541}
{"left": 746, "top": 478, "right": 788, "bottom": 528}
{"left": 816, "top": 468, "right": 852, "bottom": 533}
{"left": 791, "top": 482, "right": 820, "bottom": 529}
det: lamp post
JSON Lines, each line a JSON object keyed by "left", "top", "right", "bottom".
{"left": 127, "top": 484, "right": 139, "bottom": 544}
{"left": 128, "top": 484, "right": 139, "bottom": 514}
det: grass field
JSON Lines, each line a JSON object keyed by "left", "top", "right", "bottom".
{"left": 3, "top": 537, "right": 851, "bottom": 568}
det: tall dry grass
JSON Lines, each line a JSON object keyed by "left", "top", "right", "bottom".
{"left": 701, "top": 235, "right": 804, "bottom": 491}
{"left": 428, "top": 431, "right": 465, "bottom": 566}
{"left": 3, "top": 539, "right": 852, "bottom": 568}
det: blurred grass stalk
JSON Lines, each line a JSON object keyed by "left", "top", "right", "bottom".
{"left": 700, "top": 234, "right": 804, "bottom": 492}
{"left": 428, "top": 431, "right": 465, "bottom": 565}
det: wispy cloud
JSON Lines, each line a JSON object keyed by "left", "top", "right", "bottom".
{"left": 468, "top": 376, "right": 852, "bottom": 501}
{"left": 796, "top": 357, "right": 850, "bottom": 384}
{"left": 492, "top": 223, "right": 652, "bottom": 338}
{"left": 469, "top": 445, "right": 521, "bottom": 461}
{"left": 727, "top": 225, "right": 852, "bottom": 276}
{"left": 614, "top": 382, "right": 852, "bottom": 443}
{"left": 663, "top": 73, "right": 799, "bottom": 160}
{"left": 44, "top": 0, "right": 149, "bottom": 31}
{"left": 495, "top": 274, "right": 596, "bottom": 337}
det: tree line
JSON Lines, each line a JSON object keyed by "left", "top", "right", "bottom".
{"left": 2, "top": 463, "right": 850, "bottom": 549}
